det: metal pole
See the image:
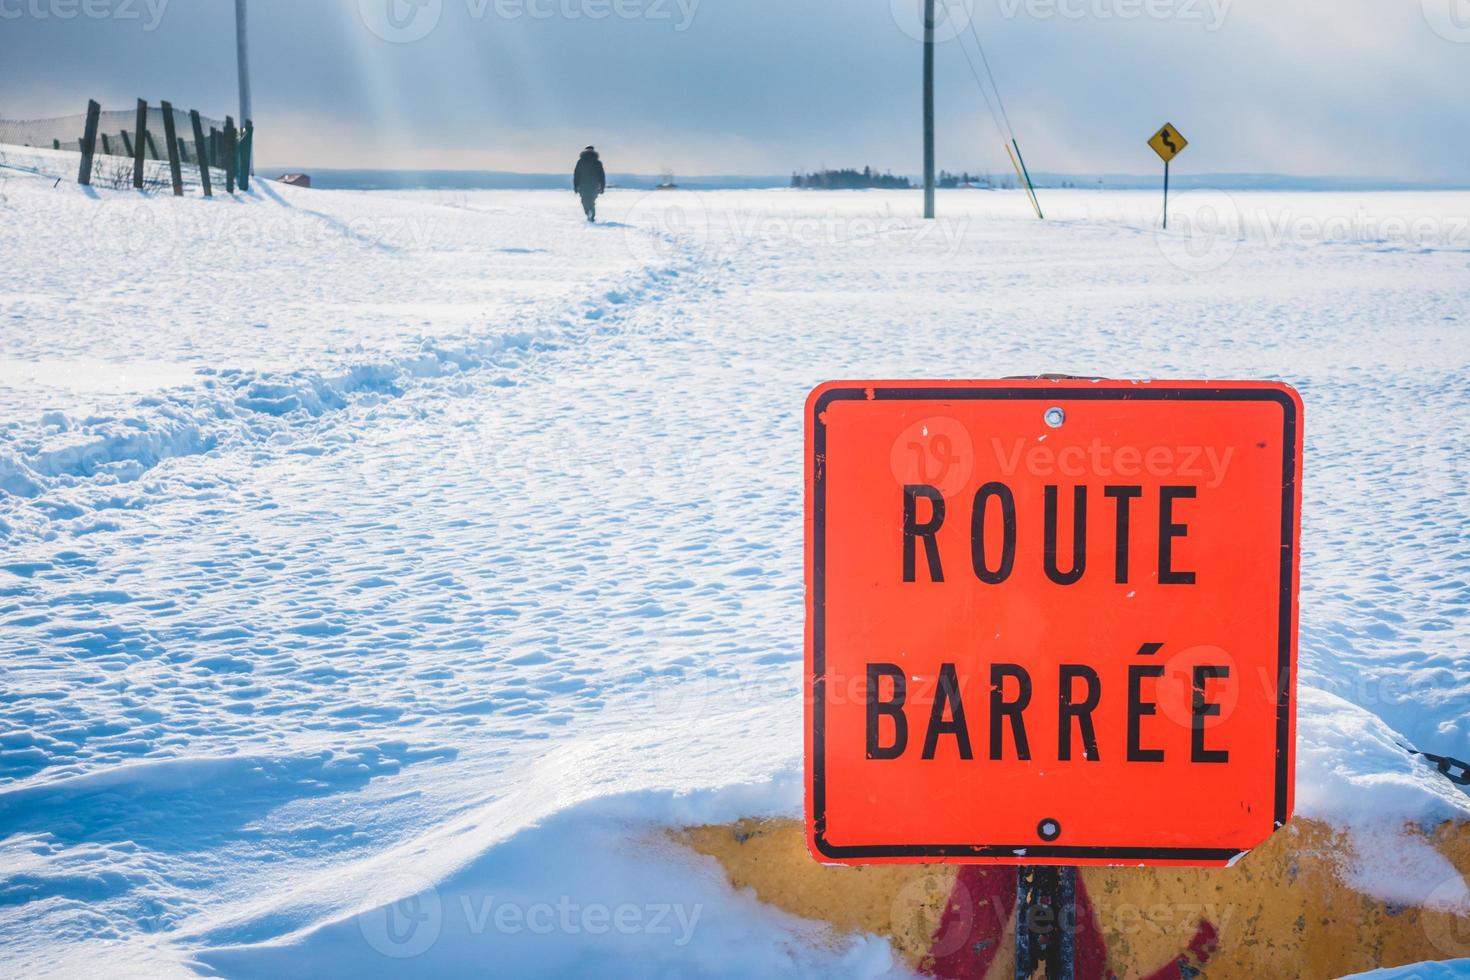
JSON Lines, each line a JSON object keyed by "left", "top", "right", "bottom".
{"left": 235, "top": 0, "right": 253, "bottom": 171}
{"left": 922, "top": 0, "right": 935, "bottom": 219}
{"left": 1163, "top": 158, "right": 1170, "bottom": 229}
{"left": 1012, "top": 138, "right": 1043, "bottom": 220}
{"left": 1015, "top": 865, "right": 1076, "bottom": 980}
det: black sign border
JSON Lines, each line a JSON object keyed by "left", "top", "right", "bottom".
{"left": 810, "top": 384, "right": 1299, "bottom": 863}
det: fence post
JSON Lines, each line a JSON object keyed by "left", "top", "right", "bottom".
{"left": 191, "top": 110, "right": 212, "bottom": 198}
{"left": 78, "top": 99, "right": 101, "bottom": 186}
{"left": 132, "top": 99, "right": 148, "bottom": 189}
{"left": 223, "top": 116, "right": 237, "bottom": 194}
{"left": 101, "top": 133, "right": 112, "bottom": 155}
{"left": 161, "top": 100, "right": 184, "bottom": 196}
{"left": 120, "top": 131, "right": 133, "bottom": 158}
{"left": 237, "top": 119, "right": 253, "bottom": 192}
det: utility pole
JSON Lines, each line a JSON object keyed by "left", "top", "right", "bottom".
{"left": 235, "top": 0, "right": 252, "bottom": 171}
{"left": 922, "top": 0, "right": 935, "bottom": 219}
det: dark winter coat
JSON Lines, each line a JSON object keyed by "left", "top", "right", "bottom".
{"left": 574, "top": 150, "right": 606, "bottom": 199}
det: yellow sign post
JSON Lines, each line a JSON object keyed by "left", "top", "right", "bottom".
{"left": 1149, "top": 122, "right": 1189, "bottom": 228}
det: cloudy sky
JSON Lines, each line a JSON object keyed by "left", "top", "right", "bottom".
{"left": 2, "top": 0, "right": 1467, "bottom": 178}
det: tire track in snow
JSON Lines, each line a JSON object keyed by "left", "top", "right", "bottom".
{"left": 0, "top": 209, "right": 716, "bottom": 543}
{"left": 0, "top": 194, "right": 731, "bottom": 969}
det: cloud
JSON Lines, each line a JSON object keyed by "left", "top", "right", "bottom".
{"left": 0, "top": 0, "right": 1464, "bottom": 178}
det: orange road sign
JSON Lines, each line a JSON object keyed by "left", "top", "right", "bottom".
{"left": 805, "top": 380, "right": 1303, "bottom": 867}
{"left": 1149, "top": 122, "right": 1188, "bottom": 163}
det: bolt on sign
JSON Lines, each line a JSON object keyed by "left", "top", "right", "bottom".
{"left": 804, "top": 380, "right": 1303, "bottom": 867}
{"left": 1149, "top": 122, "right": 1188, "bottom": 163}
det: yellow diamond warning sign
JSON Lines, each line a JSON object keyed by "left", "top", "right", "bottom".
{"left": 1149, "top": 123, "right": 1189, "bottom": 163}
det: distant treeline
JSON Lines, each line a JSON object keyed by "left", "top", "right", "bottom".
{"left": 791, "top": 167, "right": 912, "bottom": 190}
{"left": 790, "top": 167, "right": 1017, "bottom": 190}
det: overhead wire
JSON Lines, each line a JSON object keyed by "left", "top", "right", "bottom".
{"left": 966, "top": 12, "right": 1018, "bottom": 144}
{"left": 950, "top": 21, "right": 1029, "bottom": 207}
{"left": 952, "top": 16, "right": 1010, "bottom": 149}
{"left": 952, "top": 6, "right": 1043, "bottom": 217}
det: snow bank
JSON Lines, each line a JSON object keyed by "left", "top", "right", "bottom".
{"left": 3, "top": 167, "right": 1469, "bottom": 973}
{"left": 1345, "top": 962, "right": 1470, "bottom": 979}
{"left": 194, "top": 779, "right": 900, "bottom": 979}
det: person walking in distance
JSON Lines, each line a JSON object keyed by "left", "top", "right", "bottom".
{"left": 574, "top": 145, "right": 606, "bottom": 223}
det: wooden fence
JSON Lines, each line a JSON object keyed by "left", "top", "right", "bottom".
{"left": 1, "top": 98, "right": 255, "bottom": 198}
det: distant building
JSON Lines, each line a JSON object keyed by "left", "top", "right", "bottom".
{"left": 937, "top": 171, "right": 996, "bottom": 189}
{"left": 277, "top": 173, "right": 311, "bottom": 188}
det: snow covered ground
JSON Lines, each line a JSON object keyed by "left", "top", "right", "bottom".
{"left": 2, "top": 153, "right": 1470, "bottom": 975}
